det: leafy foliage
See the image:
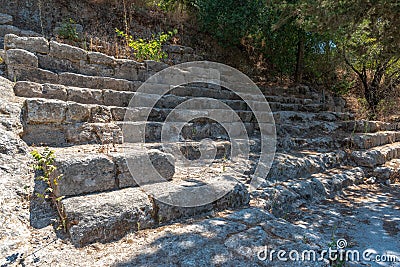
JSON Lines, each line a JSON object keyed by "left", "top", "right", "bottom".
{"left": 31, "top": 148, "right": 67, "bottom": 231}
{"left": 57, "top": 18, "right": 80, "bottom": 41}
{"left": 195, "top": 0, "right": 399, "bottom": 114}
{"left": 155, "top": 0, "right": 197, "bottom": 12}
{"left": 116, "top": 28, "right": 178, "bottom": 62}
{"left": 196, "top": 0, "right": 265, "bottom": 46}
{"left": 297, "top": 0, "right": 400, "bottom": 113}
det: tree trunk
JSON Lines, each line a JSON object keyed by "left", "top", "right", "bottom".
{"left": 294, "top": 31, "right": 305, "bottom": 84}
{"left": 364, "top": 84, "right": 380, "bottom": 112}
{"left": 365, "top": 64, "right": 386, "bottom": 112}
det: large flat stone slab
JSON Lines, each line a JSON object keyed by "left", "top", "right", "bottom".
{"left": 48, "top": 147, "right": 175, "bottom": 196}
{"left": 351, "top": 142, "right": 400, "bottom": 167}
{"left": 62, "top": 177, "right": 249, "bottom": 247}
{"left": 62, "top": 187, "right": 155, "bottom": 247}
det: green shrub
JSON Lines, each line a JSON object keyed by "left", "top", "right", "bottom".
{"left": 155, "top": 0, "right": 197, "bottom": 12}
{"left": 57, "top": 18, "right": 80, "bottom": 41}
{"left": 196, "top": 0, "right": 265, "bottom": 46}
{"left": 31, "top": 148, "right": 67, "bottom": 231}
{"left": 116, "top": 28, "right": 177, "bottom": 62}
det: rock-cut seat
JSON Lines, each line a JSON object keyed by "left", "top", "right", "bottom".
{"left": 47, "top": 146, "right": 175, "bottom": 197}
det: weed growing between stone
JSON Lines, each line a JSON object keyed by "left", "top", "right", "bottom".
{"left": 30, "top": 148, "right": 68, "bottom": 232}
{"left": 116, "top": 28, "right": 178, "bottom": 61}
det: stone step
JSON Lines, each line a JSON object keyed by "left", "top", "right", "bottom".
{"left": 22, "top": 122, "right": 123, "bottom": 146}
{"left": 267, "top": 150, "right": 346, "bottom": 182}
{"left": 345, "top": 131, "right": 400, "bottom": 149}
{"left": 371, "top": 158, "right": 400, "bottom": 184}
{"left": 4, "top": 34, "right": 169, "bottom": 81}
{"left": 37, "top": 145, "right": 175, "bottom": 197}
{"left": 21, "top": 117, "right": 260, "bottom": 146}
{"left": 118, "top": 121, "right": 260, "bottom": 143}
{"left": 253, "top": 166, "right": 364, "bottom": 217}
{"left": 61, "top": 173, "right": 249, "bottom": 247}
{"left": 21, "top": 97, "right": 346, "bottom": 127}
{"left": 14, "top": 81, "right": 325, "bottom": 114}
{"left": 22, "top": 97, "right": 263, "bottom": 127}
{"left": 351, "top": 142, "right": 400, "bottom": 167}
{"left": 21, "top": 98, "right": 348, "bottom": 146}
{"left": 8, "top": 66, "right": 142, "bottom": 91}
{"left": 277, "top": 121, "right": 341, "bottom": 138}
{"left": 274, "top": 110, "right": 354, "bottom": 124}
{"left": 340, "top": 120, "right": 400, "bottom": 133}
{"left": 21, "top": 97, "right": 262, "bottom": 131}
{"left": 15, "top": 81, "right": 322, "bottom": 109}
{"left": 278, "top": 136, "right": 340, "bottom": 152}
{"left": 261, "top": 85, "right": 318, "bottom": 98}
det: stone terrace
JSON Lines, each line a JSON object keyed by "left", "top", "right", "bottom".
{"left": 1, "top": 13, "right": 400, "bottom": 251}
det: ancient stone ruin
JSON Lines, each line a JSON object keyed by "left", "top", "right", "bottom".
{"left": 0, "top": 11, "right": 399, "bottom": 265}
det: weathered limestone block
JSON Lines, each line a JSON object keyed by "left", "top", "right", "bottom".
{"left": 103, "top": 89, "right": 134, "bottom": 107}
{"left": 5, "top": 49, "right": 38, "bottom": 67}
{"left": 49, "top": 41, "right": 87, "bottom": 62}
{"left": 153, "top": 180, "right": 249, "bottom": 222}
{"left": 89, "top": 105, "right": 112, "bottom": 123}
{"left": 4, "top": 34, "right": 49, "bottom": 54}
{"left": 38, "top": 54, "right": 79, "bottom": 73}
{"left": 88, "top": 52, "right": 116, "bottom": 66}
{"left": 42, "top": 83, "right": 68, "bottom": 101}
{"left": 0, "top": 13, "right": 13, "bottom": 24}
{"left": 114, "top": 59, "right": 140, "bottom": 80}
{"left": 52, "top": 153, "right": 116, "bottom": 196}
{"left": 79, "top": 62, "right": 114, "bottom": 77}
{"left": 102, "top": 76, "right": 132, "bottom": 91}
{"left": 67, "top": 87, "right": 103, "bottom": 105}
{"left": 21, "top": 124, "right": 66, "bottom": 145}
{"left": 24, "top": 98, "right": 66, "bottom": 124}
{"left": 144, "top": 60, "right": 168, "bottom": 72}
{"left": 65, "top": 102, "right": 91, "bottom": 122}
{"left": 137, "top": 65, "right": 149, "bottom": 81}
{"left": 8, "top": 66, "right": 59, "bottom": 84}
{"left": 62, "top": 187, "right": 154, "bottom": 247}
{"left": 114, "top": 149, "right": 175, "bottom": 188}
{"left": 58, "top": 72, "right": 102, "bottom": 88}
{"left": 118, "top": 121, "right": 162, "bottom": 142}
{"left": 63, "top": 122, "right": 122, "bottom": 145}
{"left": 13, "top": 81, "right": 42, "bottom": 98}
{"left": 64, "top": 123, "right": 98, "bottom": 144}
{"left": 351, "top": 150, "right": 385, "bottom": 167}
{"left": 110, "top": 106, "right": 127, "bottom": 121}
{"left": 14, "top": 82, "right": 68, "bottom": 101}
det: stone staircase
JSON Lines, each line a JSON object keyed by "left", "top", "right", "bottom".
{"left": 2, "top": 12, "right": 400, "bottom": 249}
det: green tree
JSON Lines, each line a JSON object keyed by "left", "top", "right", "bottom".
{"left": 297, "top": 0, "right": 400, "bottom": 114}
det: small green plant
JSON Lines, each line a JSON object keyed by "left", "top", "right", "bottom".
{"left": 57, "top": 18, "right": 79, "bottom": 41}
{"left": 116, "top": 28, "right": 177, "bottom": 62}
{"left": 31, "top": 148, "right": 67, "bottom": 231}
{"left": 328, "top": 227, "right": 347, "bottom": 267}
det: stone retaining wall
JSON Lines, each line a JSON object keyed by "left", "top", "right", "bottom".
{"left": 3, "top": 34, "right": 192, "bottom": 82}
